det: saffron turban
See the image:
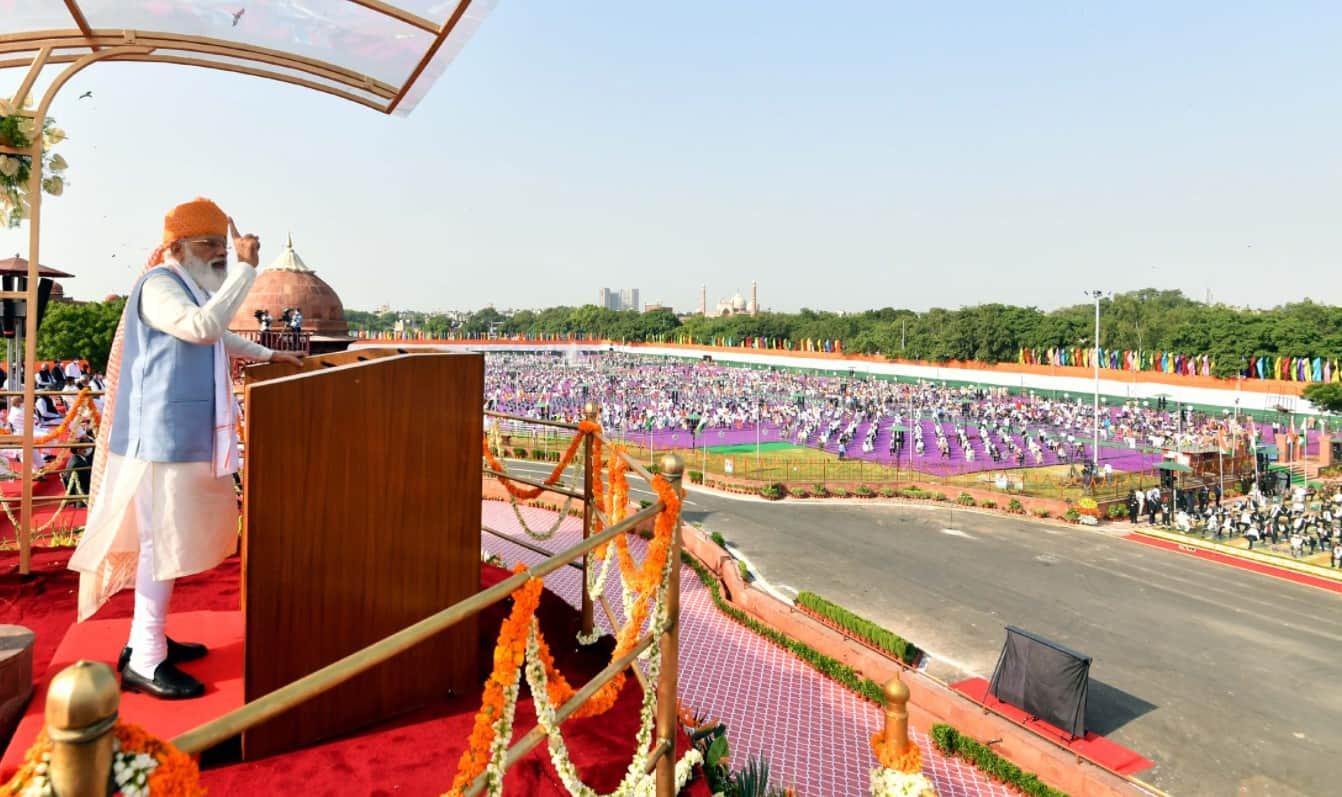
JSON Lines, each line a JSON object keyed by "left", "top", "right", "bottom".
{"left": 162, "top": 196, "right": 227, "bottom": 244}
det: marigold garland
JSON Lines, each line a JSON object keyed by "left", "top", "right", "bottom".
{"left": 591, "top": 450, "right": 630, "bottom": 564}
{"left": 445, "top": 564, "right": 545, "bottom": 797}
{"left": 482, "top": 420, "right": 600, "bottom": 501}
{"left": 2, "top": 389, "right": 99, "bottom": 486}
{"left": 11, "top": 388, "right": 96, "bottom": 446}
{"left": 115, "top": 722, "right": 207, "bottom": 796}
{"left": 546, "top": 473, "right": 680, "bottom": 719}
{"left": 871, "top": 732, "right": 924, "bottom": 773}
{"left": 589, "top": 431, "right": 605, "bottom": 532}
{"left": 445, "top": 447, "right": 685, "bottom": 794}
{"left": 2, "top": 721, "right": 204, "bottom": 797}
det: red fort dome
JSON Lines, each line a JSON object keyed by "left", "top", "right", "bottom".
{"left": 231, "top": 234, "right": 348, "bottom": 336}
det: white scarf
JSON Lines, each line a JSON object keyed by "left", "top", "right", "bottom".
{"left": 162, "top": 260, "right": 239, "bottom": 478}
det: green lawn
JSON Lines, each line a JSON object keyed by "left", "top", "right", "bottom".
{"left": 703, "top": 441, "right": 804, "bottom": 455}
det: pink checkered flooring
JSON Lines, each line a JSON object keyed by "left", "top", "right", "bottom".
{"left": 485, "top": 502, "right": 1012, "bottom": 797}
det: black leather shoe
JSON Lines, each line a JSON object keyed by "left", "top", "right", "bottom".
{"left": 117, "top": 637, "right": 209, "bottom": 673}
{"left": 121, "top": 661, "right": 205, "bottom": 700}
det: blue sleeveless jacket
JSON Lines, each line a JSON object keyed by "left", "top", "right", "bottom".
{"left": 108, "top": 267, "right": 215, "bottom": 462}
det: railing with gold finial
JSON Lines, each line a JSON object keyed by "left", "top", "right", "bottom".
{"left": 15, "top": 415, "right": 688, "bottom": 796}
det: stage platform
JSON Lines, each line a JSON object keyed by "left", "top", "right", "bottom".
{"left": 1, "top": 610, "right": 244, "bottom": 773}
{"left": 949, "top": 678, "right": 1154, "bottom": 776}
{"left": 1, "top": 563, "right": 710, "bottom": 796}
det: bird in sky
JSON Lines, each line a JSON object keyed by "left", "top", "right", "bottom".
{"left": 232, "top": 8, "right": 245, "bottom": 27}
{"left": 78, "top": 91, "right": 92, "bottom": 100}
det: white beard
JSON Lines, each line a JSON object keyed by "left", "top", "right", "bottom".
{"left": 179, "top": 249, "right": 228, "bottom": 293}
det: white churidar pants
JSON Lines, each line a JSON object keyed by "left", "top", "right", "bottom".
{"left": 127, "top": 479, "right": 172, "bottom": 677}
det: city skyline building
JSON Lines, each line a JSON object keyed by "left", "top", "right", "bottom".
{"left": 598, "top": 286, "right": 640, "bottom": 311}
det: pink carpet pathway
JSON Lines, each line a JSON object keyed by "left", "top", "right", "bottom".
{"left": 485, "top": 502, "right": 1012, "bottom": 797}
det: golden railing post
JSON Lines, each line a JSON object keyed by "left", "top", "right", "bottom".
{"left": 883, "top": 672, "right": 910, "bottom": 756}
{"left": 580, "top": 400, "right": 600, "bottom": 637}
{"left": 8, "top": 43, "right": 152, "bottom": 574}
{"left": 655, "top": 452, "right": 684, "bottom": 795}
{"left": 13, "top": 47, "right": 53, "bottom": 576}
{"left": 45, "top": 661, "right": 119, "bottom": 797}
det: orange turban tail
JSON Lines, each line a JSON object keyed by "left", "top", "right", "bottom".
{"left": 163, "top": 196, "right": 227, "bottom": 244}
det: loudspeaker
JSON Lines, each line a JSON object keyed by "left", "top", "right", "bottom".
{"left": 1, "top": 275, "right": 54, "bottom": 337}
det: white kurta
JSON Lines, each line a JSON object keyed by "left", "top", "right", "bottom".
{"left": 70, "top": 258, "right": 272, "bottom": 621}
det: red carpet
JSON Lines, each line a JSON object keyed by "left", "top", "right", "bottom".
{"left": 1125, "top": 532, "right": 1342, "bottom": 594}
{"left": 0, "top": 475, "right": 87, "bottom": 540}
{"left": 1, "top": 611, "right": 244, "bottom": 774}
{"left": 949, "top": 678, "right": 1153, "bottom": 776}
{"left": 0, "top": 550, "right": 709, "bottom": 796}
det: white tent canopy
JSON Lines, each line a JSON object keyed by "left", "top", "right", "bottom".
{"left": 1, "top": 0, "right": 496, "bottom": 113}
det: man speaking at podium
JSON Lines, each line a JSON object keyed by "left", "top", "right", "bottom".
{"left": 70, "top": 198, "right": 302, "bottom": 699}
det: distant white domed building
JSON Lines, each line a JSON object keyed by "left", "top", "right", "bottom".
{"left": 706, "top": 283, "right": 760, "bottom": 317}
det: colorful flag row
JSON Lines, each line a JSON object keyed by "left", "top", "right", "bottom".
{"left": 1017, "top": 347, "right": 1341, "bottom": 382}
{"left": 671, "top": 335, "right": 843, "bottom": 353}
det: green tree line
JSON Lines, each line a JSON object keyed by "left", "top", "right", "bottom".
{"left": 33, "top": 288, "right": 1341, "bottom": 385}
{"left": 34, "top": 296, "right": 125, "bottom": 372}
{"left": 353, "top": 289, "right": 1342, "bottom": 379}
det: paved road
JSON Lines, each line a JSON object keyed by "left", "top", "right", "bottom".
{"left": 504, "top": 462, "right": 1342, "bottom": 796}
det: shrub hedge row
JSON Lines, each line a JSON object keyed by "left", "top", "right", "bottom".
{"left": 685, "top": 543, "right": 1063, "bottom": 795}
{"left": 795, "top": 591, "right": 920, "bottom": 665}
{"left": 680, "top": 552, "right": 885, "bottom": 704}
{"left": 931, "top": 724, "right": 1070, "bottom": 797}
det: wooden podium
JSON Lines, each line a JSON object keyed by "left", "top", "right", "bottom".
{"left": 239, "top": 349, "right": 482, "bottom": 759}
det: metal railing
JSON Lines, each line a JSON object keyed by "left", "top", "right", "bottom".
{"left": 230, "top": 329, "right": 312, "bottom": 353}
{"left": 27, "top": 407, "right": 687, "bottom": 796}
{"left": 0, "top": 388, "right": 101, "bottom": 547}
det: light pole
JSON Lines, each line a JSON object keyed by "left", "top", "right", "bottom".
{"left": 756, "top": 397, "right": 764, "bottom": 467}
{"left": 1084, "top": 290, "right": 1106, "bottom": 482}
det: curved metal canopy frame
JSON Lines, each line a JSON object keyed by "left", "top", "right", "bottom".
{"left": 1, "top": 0, "right": 494, "bottom": 114}
{"left": 1, "top": 0, "right": 495, "bottom": 571}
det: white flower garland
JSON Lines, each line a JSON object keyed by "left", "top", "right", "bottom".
{"left": 111, "top": 745, "right": 161, "bottom": 797}
{"left": 869, "top": 766, "right": 937, "bottom": 797}
{"left": 16, "top": 748, "right": 50, "bottom": 797}
{"left": 633, "top": 748, "right": 702, "bottom": 797}
{"left": 521, "top": 534, "right": 698, "bottom": 796}
{"left": 482, "top": 681, "right": 522, "bottom": 797}
{"left": 577, "top": 547, "right": 619, "bottom": 645}
{"left": 509, "top": 492, "right": 576, "bottom": 541}
{"left": 15, "top": 737, "right": 165, "bottom": 797}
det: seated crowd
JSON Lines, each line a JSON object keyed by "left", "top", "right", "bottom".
{"left": 1, "top": 359, "right": 103, "bottom": 496}
{"left": 1134, "top": 479, "right": 1342, "bottom": 566}
{"left": 482, "top": 352, "right": 1299, "bottom": 474}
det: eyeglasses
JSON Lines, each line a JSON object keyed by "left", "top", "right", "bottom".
{"left": 187, "top": 237, "right": 230, "bottom": 252}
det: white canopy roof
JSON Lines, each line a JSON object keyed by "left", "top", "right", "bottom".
{"left": 1, "top": 0, "right": 497, "bottom": 114}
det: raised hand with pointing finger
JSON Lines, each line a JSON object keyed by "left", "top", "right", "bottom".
{"left": 229, "top": 216, "right": 260, "bottom": 266}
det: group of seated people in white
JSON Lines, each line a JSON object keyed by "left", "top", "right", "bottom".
{"left": 1145, "top": 481, "right": 1342, "bottom": 565}
{"left": 480, "top": 352, "right": 1316, "bottom": 471}
{"left": 1, "top": 359, "right": 104, "bottom": 475}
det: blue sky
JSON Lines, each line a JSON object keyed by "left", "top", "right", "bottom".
{"left": 3, "top": 1, "right": 1340, "bottom": 314}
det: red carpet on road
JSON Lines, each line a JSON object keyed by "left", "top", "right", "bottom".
{"left": 0, "top": 550, "right": 708, "bottom": 796}
{"left": 1125, "top": 532, "right": 1342, "bottom": 594}
{"left": 949, "top": 678, "right": 1153, "bottom": 777}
